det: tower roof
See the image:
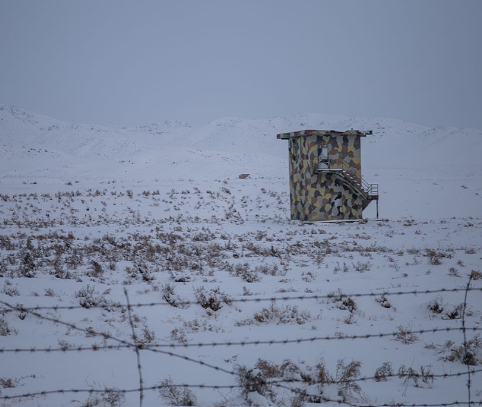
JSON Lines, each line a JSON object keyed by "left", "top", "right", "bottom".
{"left": 276, "top": 129, "right": 372, "bottom": 139}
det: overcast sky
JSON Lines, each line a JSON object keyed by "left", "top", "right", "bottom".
{"left": 1, "top": 0, "right": 481, "bottom": 129}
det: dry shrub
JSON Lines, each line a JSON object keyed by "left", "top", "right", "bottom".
{"left": 255, "top": 263, "right": 281, "bottom": 276}
{"left": 79, "top": 387, "right": 126, "bottom": 407}
{"left": 334, "top": 359, "right": 362, "bottom": 395}
{"left": 230, "top": 263, "right": 261, "bottom": 283}
{"left": 170, "top": 318, "right": 223, "bottom": 343}
{"left": 427, "top": 296, "right": 444, "bottom": 315}
{"left": 159, "top": 377, "right": 197, "bottom": 406}
{"left": 470, "top": 270, "right": 482, "bottom": 280}
{"left": 353, "top": 261, "right": 372, "bottom": 272}
{"left": 442, "top": 303, "right": 465, "bottom": 320}
{"left": 86, "top": 260, "right": 103, "bottom": 278}
{"left": 328, "top": 289, "right": 357, "bottom": 313}
{"left": 2, "top": 282, "right": 20, "bottom": 297}
{"left": 194, "top": 286, "right": 231, "bottom": 311}
{"left": 234, "top": 365, "right": 273, "bottom": 402}
{"left": 237, "top": 302, "right": 311, "bottom": 326}
{"left": 375, "top": 362, "right": 394, "bottom": 382}
{"left": 255, "top": 359, "right": 280, "bottom": 379}
{"left": 299, "top": 358, "right": 363, "bottom": 400}
{"left": 124, "top": 261, "right": 155, "bottom": 284}
{"left": 57, "top": 339, "right": 73, "bottom": 351}
{"left": 395, "top": 325, "right": 418, "bottom": 344}
{"left": 17, "top": 252, "right": 36, "bottom": 278}
{"left": 0, "top": 377, "right": 16, "bottom": 388}
{"left": 375, "top": 295, "right": 391, "bottom": 309}
{"left": 0, "top": 317, "right": 16, "bottom": 336}
{"left": 280, "top": 359, "right": 307, "bottom": 382}
{"left": 136, "top": 326, "right": 156, "bottom": 348}
{"left": 170, "top": 328, "right": 187, "bottom": 344}
{"left": 314, "top": 359, "right": 332, "bottom": 385}
{"left": 161, "top": 284, "right": 189, "bottom": 309}
{"left": 75, "top": 285, "right": 118, "bottom": 310}
{"left": 441, "top": 335, "right": 482, "bottom": 365}
{"left": 425, "top": 249, "right": 452, "bottom": 265}
{"left": 398, "top": 364, "right": 434, "bottom": 387}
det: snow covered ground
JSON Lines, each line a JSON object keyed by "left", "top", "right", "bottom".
{"left": 0, "top": 105, "right": 481, "bottom": 406}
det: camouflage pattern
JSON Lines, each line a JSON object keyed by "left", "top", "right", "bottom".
{"left": 277, "top": 130, "right": 374, "bottom": 221}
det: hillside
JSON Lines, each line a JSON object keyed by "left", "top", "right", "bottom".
{"left": 1, "top": 105, "right": 482, "bottom": 219}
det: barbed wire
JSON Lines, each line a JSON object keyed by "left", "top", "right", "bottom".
{"left": 2, "top": 294, "right": 481, "bottom": 354}
{"left": 1, "top": 326, "right": 481, "bottom": 354}
{"left": 1, "top": 279, "right": 480, "bottom": 406}
{"left": 1, "top": 377, "right": 481, "bottom": 406}
{"left": 0, "top": 298, "right": 238, "bottom": 377}
{"left": 1, "top": 286, "right": 481, "bottom": 313}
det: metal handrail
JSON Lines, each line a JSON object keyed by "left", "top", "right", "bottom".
{"left": 315, "top": 160, "right": 378, "bottom": 199}
{"left": 340, "top": 162, "right": 378, "bottom": 197}
{"left": 367, "top": 183, "right": 378, "bottom": 197}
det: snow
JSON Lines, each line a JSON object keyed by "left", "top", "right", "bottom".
{"left": 0, "top": 105, "right": 481, "bottom": 406}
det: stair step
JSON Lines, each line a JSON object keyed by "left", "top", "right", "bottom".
{"left": 329, "top": 168, "right": 378, "bottom": 200}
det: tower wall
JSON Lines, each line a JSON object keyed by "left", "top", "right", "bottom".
{"left": 288, "top": 134, "right": 364, "bottom": 221}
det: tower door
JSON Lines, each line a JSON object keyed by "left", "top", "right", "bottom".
{"left": 318, "top": 145, "right": 328, "bottom": 169}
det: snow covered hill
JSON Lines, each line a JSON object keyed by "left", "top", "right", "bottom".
{"left": 1, "top": 105, "right": 481, "bottom": 219}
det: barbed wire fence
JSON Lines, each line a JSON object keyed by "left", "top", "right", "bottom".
{"left": 1, "top": 278, "right": 481, "bottom": 406}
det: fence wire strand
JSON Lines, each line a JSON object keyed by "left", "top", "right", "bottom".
{"left": 1, "top": 278, "right": 481, "bottom": 407}
{"left": 1, "top": 326, "right": 481, "bottom": 353}
{"left": 1, "top": 287, "right": 481, "bottom": 313}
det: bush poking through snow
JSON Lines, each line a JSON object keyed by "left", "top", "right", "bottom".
{"left": 169, "top": 318, "right": 224, "bottom": 343}
{"left": 398, "top": 364, "right": 434, "bottom": 387}
{"left": 236, "top": 302, "right": 312, "bottom": 326}
{"left": 440, "top": 335, "right": 482, "bottom": 365}
{"left": 18, "top": 252, "right": 36, "bottom": 278}
{"left": 2, "top": 282, "right": 20, "bottom": 297}
{"left": 427, "top": 296, "right": 445, "bottom": 315}
{"left": 75, "top": 285, "right": 119, "bottom": 310}
{"left": 427, "top": 298, "right": 471, "bottom": 320}
{"left": 328, "top": 289, "right": 357, "bottom": 313}
{"left": 125, "top": 261, "right": 155, "bottom": 283}
{"left": 79, "top": 387, "right": 126, "bottom": 407}
{"left": 254, "top": 359, "right": 281, "bottom": 379}
{"left": 332, "top": 359, "right": 362, "bottom": 396}
{"left": 87, "top": 260, "right": 103, "bottom": 278}
{"left": 375, "top": 362, "right": 394, "bottom": 382}
{"left": 470, "top": 270, "right": 482, "bottom": 280}
{"left": 0, "top": 317, "right": 16, "bottom": 336}
{"left": 234, "top": 358, "right": 363, "bottom": 404}
{"left": 0, "top": 377, "right": 17, "bottom": 388}
{"left": 234, "top": 364, "right": 274, "bottom": 403}
{"left": 193, "top": 286, "right": 231, "bottom": 311}
{"left": 395, "top": 325, "right": 419, "bottom": 344}
{"left": 442, "top": 303, "right": 466, "bottom": 320}
{"left": 161, "top": 284, "right": 189, "bottom": 309}
{"left": 158, "top": 377, "right": 197, "bottom": 406}
{"left": 375, "top": 295, "right": 391, "bottom": 309}
{"left": 136, "top": 326, "right": 156, "bottom": 348}
{"left": 229, "top": 262, "right": 262, "bottom": 283}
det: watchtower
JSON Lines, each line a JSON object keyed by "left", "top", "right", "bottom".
{"left": 277, "top": 129, "right": 378, "bottom": 221}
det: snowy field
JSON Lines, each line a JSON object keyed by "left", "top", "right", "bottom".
{"left": 0, "top": 105, "right": 481, "bottom": 407}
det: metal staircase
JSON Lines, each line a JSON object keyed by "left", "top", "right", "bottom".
{"left": 315, "top": 161, "right": 378, "bottom": 202}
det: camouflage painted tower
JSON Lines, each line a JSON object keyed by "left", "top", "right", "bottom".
{"left": 277, "top": 129, "right": 378, "bottom": 221}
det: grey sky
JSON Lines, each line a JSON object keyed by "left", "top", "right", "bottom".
{"left": 1, "top": 0, "right": 481, "bottom": 129}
